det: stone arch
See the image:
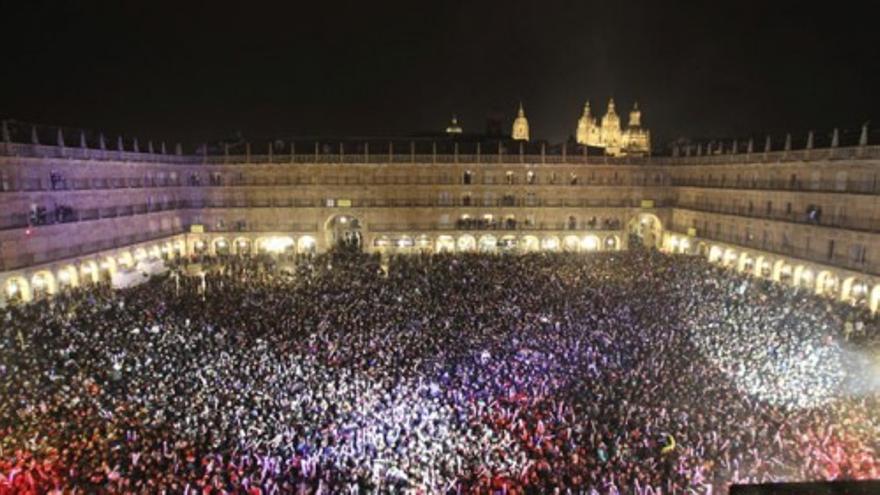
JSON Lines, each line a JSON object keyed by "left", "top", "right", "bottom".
{"left": 4, "top": 276, "right": 32, "bottom": 303}
{"left": 499, "top": 235, "right": 517, "bottom": 251}
{"left": 324, "top": 214, "right": 363, "bottom": 250}
{"left": 192, "top": 238, "right": 208, "bottom": 255}
{"left": 708, "top": 245, "right": 723, "bottom": 262}
{"left": 753, "top": 256, "right": 766, "bottom": 277}
{"left": 604, "top": 235, "right": 620, "bottom": 251}
{"left": 563, "top": 235, "right": 581, "bottom": 251}
{"left": 541, "top": 236, "right": 560, "bottom": 251}
{"left": 233, "top": 237, "right": 252, "bottom": 255}
{"left": 771, "top": 260, "right": 792, "bottom": 282}
{"left": 373, "top": 235, "right": 392, "bottom": 249}
{"left": 627, "top": 213, "right": 663, "bottom": 248}
{"left": 148, "top": 245, "right": 162, "bottom": 260}
{"left": 212, "top": 237, "right": 230, "bottom": 255}
{"left": 479, "top": 235, "right": 498, "bottom": 252}
{"left": 297, "top": 235, "right": 316, "bottom": 254}
{"left": 79, "top": 261, "right": 99, "bottom": 285}
{"left": 436, "top": 235, "right": 455, "bottom": 253}
{"left": 175, "top": 239, "right": 186, "bottom": 257}
{"left": 581, "top": 234, "right": 600, "bottom": 251}
{"left": 737, "top": 252, "right": 753, "bottom": 273}
{"left": 256, "top": 236, "right": 295, "bottom": 254}
{"left": 57, "top": 265, "right": 80, "bottom": 288}
{"left": 722, "top": 248, "right": 738, "bottom": 267}
{"left": 31, "top": 270, "right": 57, "bottom": 298}
{"left": 841, "top": 276, "right": 868, "bottom": 304}
{"left": 521, "top": 235, "right": 539, "bottom": 252}
{"left": 415, "top": 235, "right": 432, "bottom": 251}
{"left": 457, "top": 235, "right": 476, "bottom": 252}
{"left": 792, "top": 265, "right": 815, "bottom": 289}
{"left": 698, "top": 241, "right": 709, "bottom": 257}
{"left": 815, "top": 271, "right": 839, "bottom": 297}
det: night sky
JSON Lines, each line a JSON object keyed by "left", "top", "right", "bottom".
{"left": 1, "top": 1, "right": 878, "bottom": 148}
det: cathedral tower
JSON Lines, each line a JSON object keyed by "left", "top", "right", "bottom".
{"left": 511, "top": 102, "right": 530, "bottom": 141}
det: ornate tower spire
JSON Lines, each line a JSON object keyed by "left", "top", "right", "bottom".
{"left": 629, "top": 102, "right": 641, "bottom": 127}
{"left": 576, "top": 100, "right": 595, "bottom": 145}
{"left": 511, "top": 102, "right": 530, "bottom": 141}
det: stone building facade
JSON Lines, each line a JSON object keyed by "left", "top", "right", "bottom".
{"left": 2, "top": 128, "right": 880, "bottom": 313}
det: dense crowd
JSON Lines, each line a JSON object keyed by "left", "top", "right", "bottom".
{"left": 1, "top": 249, "right": 879, "bottom": 493}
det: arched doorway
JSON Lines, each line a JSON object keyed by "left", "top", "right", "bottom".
{"left": 627, "top": 213, "right": 663, "bottom": 248}
{"left": 325, "top": 215, "right": 363, "bottom": 250}
{"left": 4, "top": 276, "right": 31, "bottom": 303}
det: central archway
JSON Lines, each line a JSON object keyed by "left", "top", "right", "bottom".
{"left": 324, "top": 214, "right": 363, "bottom": 251}
{"left": 627, "top": 213, "right": 663, "bottom": 248}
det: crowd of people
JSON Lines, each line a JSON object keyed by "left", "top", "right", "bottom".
{"left": 1, "top": 248, "right": 879, "bottom": 493}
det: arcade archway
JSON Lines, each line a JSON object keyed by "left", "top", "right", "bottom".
{"left": 627, "top": 213, "right": 663, "bottom": 248}
{"left": 325, "top": 215, "right": 363, "bottom": 250}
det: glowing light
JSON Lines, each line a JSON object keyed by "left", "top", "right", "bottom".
{"left": 581, "top": 235, "right": 599, "bottom": 251}
{"left": 669, "top": 237, "right": 679, "bottom": 248}
{"left": 679, "top": 238, "right": 690, "bottom": 250}
{"left": 397, "top": 237, "right": 413, "bottom": 247}
{"left": 339, "top": 216, "right": 348, "bottom": 224}
{"left": 262, "top": 237, "right": 294, "bottom": 253}
{"left": 58, "top": 270, "right": 70, "bottom": 283}
{"left": 299, "top": 236, "right": 315, "bottom": 249}
{"left": 7, "top": 281, "right": 19, "bottom": 296}
{"left": 542, "top": 237, "right": 559, "bottom": 250}
{"left": 216, "top": 240, "right": 227, "bottom": 248}
{"left": 32, "top": 276, "right": 45, "bottom": 289}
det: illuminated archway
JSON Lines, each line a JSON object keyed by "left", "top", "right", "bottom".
{"left": 57, "top": 265, "right": 80, "bottom": 288}
{"left": 31, "top": 270, "right": 57, "bottom": 298}
{"left": 791, "top": 265, "right": 815, "bottom": 289}
{"left": 479, "top": 235, "right": 498, "bottom": 252}
{"left": 709, "top": 245, "right": 723, "bottom": 262}
{"left": 148, "top": 245, "right": 162, "bottom": 260}
{"left": 841, "top": 276, "right": 868, "bottom": 304}
{"left": 521, "top": 235, "right": 539, "bottom": 252}
{"left": 415, "top": 235, "right": 432, "bottom": 251}
{"left": 396, "top": 236, "right": 414, "bottom": 250}
{"left": 604, "top": 235, "right": 619, "bottom": 251}
{"left": 737, "top": 252, "right": 753, "bottom": 273}
{"left": 117, "top": 251, "right": 135, "bottom": 270}
{"left": 541, "top": 236, "right": 560, "bottom": 251}
{"left": 256, "top": 236, "right": 295, "bottom": 254}
{"left": 4, "top": 276, "right": 32, "bottom": 303}
{"left": 298, "top": 235, "right": 316, "bottom": 254}
{"left": 581, "top": 235, "right": 600, "bottom": 251}
{"left": 324, "top": 214, "right": 363, "bottom": 250}
{"left": 436, "top": 235, "right": 455, "bottom": 253}
{"left": 499, "top": 235, "right": 517, "bottom": 251}
{"left": 627, "top": 213, "right": 663, "bottom": 248}
{"left": 457, "top": 235, "right": 476, "bottom": 252}
{"left": 563, "top": 235, "right": 581, "bottom": 252}
{"left": 815, "top": 271, "right": 839, "bottom": 297}
{"left": 192, "top": 239, "right": 208, "bottom": 255}
{"left": 80, "top": 261, "right": 99, "bottom": 285}
{"left": 213, "top": 238, "right": 230, "bottom": 255}
{"left": 373, "top": 235, "right": 391, "bottom": 250}
{"left": 722, "top": 248, "right": 737, "bottom": 267}
{"left": 233, "top": 237, "right": 252, "bottom": 255}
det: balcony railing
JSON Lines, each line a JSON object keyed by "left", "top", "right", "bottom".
{"left": 675, "top": 203, "right": 880, "bottom": 233}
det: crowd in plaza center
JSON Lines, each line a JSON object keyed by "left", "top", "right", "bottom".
{"left": 1, "top": 248, "right": 879, "bottom": 493}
